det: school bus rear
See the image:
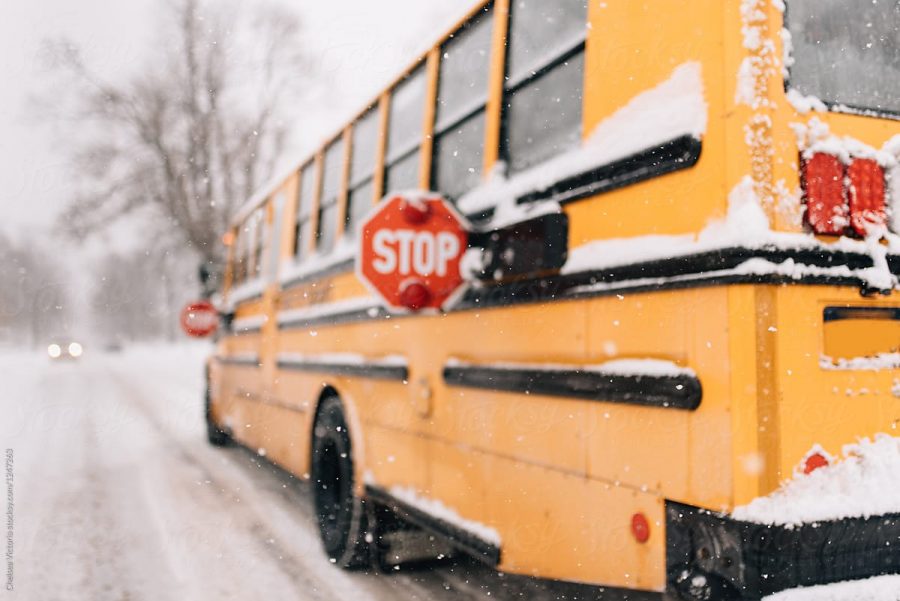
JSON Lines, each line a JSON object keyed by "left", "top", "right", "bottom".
{"left": 206, "top": 1, "right": 900, "bottom": 599}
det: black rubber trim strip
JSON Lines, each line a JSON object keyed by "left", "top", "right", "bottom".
{"left": 443, "top": 364, "right": 701, "bottom": 410}
{"left": 365, "top": 484, "right": 501, "bottom": 567}
{"left": 823, "top": 306, "right": 900, "bottom": 322}
{"left": 516, "top": 135, "right": 703, "bottom": 207}
{"left": 456, "top": 245, "right": 897, "bottom": 312}
{"left": 277, "top": 359, "right": 408, "bottom": 382}
{"left": 270, "top": 246, "right": 899, "bottom": 332}
{"left": 216, "top": 356, "right": 260, "bottom": 367}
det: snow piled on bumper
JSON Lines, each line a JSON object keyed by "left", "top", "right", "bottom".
{"left": 733, "top": 434, "right": 900, "bottom": 527}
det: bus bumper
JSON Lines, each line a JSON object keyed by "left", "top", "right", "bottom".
{"left": 665, "top": 501, "right": 900, "bottom": 600}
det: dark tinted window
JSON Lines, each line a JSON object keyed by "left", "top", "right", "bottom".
{"left": 787, "top": 0, "right": 900, "bottom": 114}
{"left": 507, "top": 0, "right": 588, "bottom": 86}
{"left": 503, "top": 0, "right": 587, "bottom": 175}
{"left": 321, "top": 138, "right": 345, "bottom": 206}
{"left": 506, "top": 52, "right": 584, "bottom": 173}
{"left": 433, "top": 112, "right": 486, "bottom": 201}
{"left": 432, "top": 10, "right": 494, "bottom": 201}
{"left": 350, "top": 108, "right": 380, "bottom": 185}
{"left": 318, "top": 139, "right": 344, "bottom": 252}
{"left": 387, "top": 66, "right": 427, "bottom": 161}
{"left": 233, "top": 228, "right": 246, "bottom": 284}
{"left": 436, "top": 12, "right": 493, "bottom": 130}
{"left": 252, "top": 208, "right": 265, "bottom": 277}
{"left": 317, "top": 201, "right": 339, "bottom": 253}
{"left": 294, "top": 162, "right": 317, "bottom": 259}
{"left": 346, "top": 180, "right": 374, "bottom": 236}
{"left": 385, "top": 149, "right": 420, "bottom": 192}
{"left": 346, "top": 108, "right": 380, "bottom": 236}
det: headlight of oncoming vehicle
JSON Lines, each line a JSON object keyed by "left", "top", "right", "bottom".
{"left": 68, "top": 342, "right": 83, "bottom": 358}
{"left": 48, "top": 344, "right": 61, "bottom": 358}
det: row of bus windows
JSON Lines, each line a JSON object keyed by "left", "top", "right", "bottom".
{"left": 234, "top": 0, "right": 588, "bottom": 281}
{"left": 231, "top": 207, "right": 265, "bottom": 286}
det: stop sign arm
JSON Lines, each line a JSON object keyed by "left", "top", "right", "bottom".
{"left": 466, "top": 212, "right": 569, "bottom": 282}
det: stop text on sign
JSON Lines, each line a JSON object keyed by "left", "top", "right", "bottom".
{"left": 357, "top": 194, "right": 470, "bottom": 312}
{"left": 372, "top": 230, "right": 461, "bottom": 277}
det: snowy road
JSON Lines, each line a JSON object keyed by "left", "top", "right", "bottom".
{"left": 0, "top": 345, "right": 611, "bottom": 601}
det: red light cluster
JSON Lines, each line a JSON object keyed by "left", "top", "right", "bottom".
{"left": 801, "top": 152, "right": 888, "bottom": 237}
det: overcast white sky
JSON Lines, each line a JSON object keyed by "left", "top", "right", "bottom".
{"left": 0, "top": 0, "right": 473, "bottom": 242}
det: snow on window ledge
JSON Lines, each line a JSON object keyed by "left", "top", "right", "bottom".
{"left": 276, "top": 352, "right": 406, "bottom": 368}
{"left": 561, "top": 176, "right": 900, "bottom": 292}
{"left": 278, "top": 237, "right": 356, "bottom": 287}
{"left": 445, "top": 357, "right": 696, "bottom": 379}
{"left": 456, "top": 61, "right": 708, "bottom": 218}
{"left": 275, "top": 296, "right": 380, "bottom": 326}
{"left": 226, "top": 277, "right": 267, "bottom": 308}
{"left": 819, "top": 353, "right": 900, "bottom": 372}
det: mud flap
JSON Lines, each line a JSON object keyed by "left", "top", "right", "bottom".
{"left": 367, "top": 501, "right": 456, "bottom": 570}
{"left": 666, "top": 501, "right": 900, "bottom": 599}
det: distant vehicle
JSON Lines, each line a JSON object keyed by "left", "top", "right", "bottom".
{"left": 47, "top": 340, "right": 83, "bottom": 360}
{"left": 204, "top": 1, "right": 900, "bottom": 599}
{"left": 104, "top": 341, "right": 123, "bottom": 353}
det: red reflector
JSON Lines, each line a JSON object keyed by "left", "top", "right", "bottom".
{"left": 803, "top": 452, "right": 829, "bottom": 475}
{"left": 847, "top": 158, "right": 886, "bottom": 237}
{"left": 802, "top": 153, "right": 847, "bottom": 235}
{"left": 401, "top": 198, "right": 432, "bottom": 225}
{"left": 631, "top": 512, "right": 650, "bottom": 544}
{"left": 399, "top": 280, "right": 431, "bottom": 311}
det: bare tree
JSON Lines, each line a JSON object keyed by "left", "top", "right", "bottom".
{"left": 48, "top": 0, "right": 308, "bottom": 268}
{"left": 0, "top": 233, "right": 71, "bottom": 348}
{"left": 89, "top": 240, "right": 197, "bottom": 344}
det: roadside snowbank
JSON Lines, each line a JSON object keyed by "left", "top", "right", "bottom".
{"left": 733, "top": 435, "right": 900, "bottom": 527}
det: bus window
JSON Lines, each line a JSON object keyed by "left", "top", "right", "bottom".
{"left": 346, "top": 107, "right": 380, "bottom": 235}
{"left": 504, "top": 0, "right": 588, "bottom": 174}
{"left": 317, "top": 139, "right": 344, "bottom": 253}
{"left": 231, "top": 227, "right": 245, "bottom": 285}
{"left": 267, "top": 194, "right": 284, "bottom": 282}
{"left": 294, "top": 161, "right": 317, "bottom": 260}
{"left": 431, "top": 9, "right": 493, "bottom": 201}
{"left": 251, "top": 208, "right": 265, "bottom": 278}
{"left": 385, "top": 65, "right": 427, "bottom": 192}
{"left": 786, "top": 0, "right": 900, "bottom": 115}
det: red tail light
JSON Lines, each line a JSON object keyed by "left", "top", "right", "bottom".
{"left": 802, "top": 153, "right": 848, "bottom": 235}
{"left": 847, "top": 158, "right": 886, "bottom": 237}
{"left": 803, "top": 452, "right": 829, "bottom": 475}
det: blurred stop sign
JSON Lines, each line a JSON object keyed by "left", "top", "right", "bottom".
{"left": 358, "top": 194, "right": 470, "bottom": 312}
{"left": 180, "top": 300, "right": 219, "bottom": 337}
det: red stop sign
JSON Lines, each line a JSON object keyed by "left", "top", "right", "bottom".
{"left": 180, "top": 300, "right": 219, "bottom": 337}
{"left": 358, "top": 194, "right": 470, "bottom": 312}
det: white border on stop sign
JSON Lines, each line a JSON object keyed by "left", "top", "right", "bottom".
{"left": 355, "top": 190, "right": 474, "bottom": 315}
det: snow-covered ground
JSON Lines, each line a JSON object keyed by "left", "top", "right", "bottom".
{"left": 0, "top": 343, "right": 612, "bottom": 600}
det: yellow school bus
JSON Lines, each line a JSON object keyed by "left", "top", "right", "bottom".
{"left": 206, "top": 1, "right": 900, "bottom": 598}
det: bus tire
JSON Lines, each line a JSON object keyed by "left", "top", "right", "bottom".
{"left": 205, "top": 382, "right": 230, "bottom": 447}
{"left": 311, "top": 395, "right": 370, "bottom": 568}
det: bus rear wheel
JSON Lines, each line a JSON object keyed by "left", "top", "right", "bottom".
{"left": 311, "top": 396, "right": 370, "bottom": 568}
{"left": 205, "top": 381, "right": 230, "bottom": 447}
